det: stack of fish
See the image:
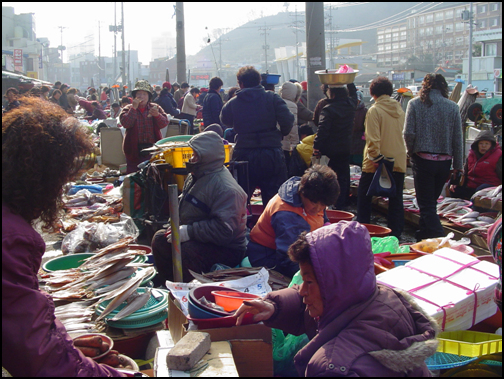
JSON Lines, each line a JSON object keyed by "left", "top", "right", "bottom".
{"left": 41, "top": 237, "right": 157, "bottom": 330}
{"left": 471, "top": 185, "right": 502, "bottom": 209}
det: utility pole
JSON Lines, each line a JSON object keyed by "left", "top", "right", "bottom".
{"left": 326, "top": 5, "right": 334, "bottom": 69}
{"left": 121, "top": 2, "right": 126, "bottom": 91}
{"left": 305, "top": 2, "right": 325, "bottom": 110}
{"left": 462, "top": 3, "right": 475, "bottom": 84}
{"left": 98, "top": 20, "right": 102, "bottom": 85}
{"left": 176, "top": 2, "right": 187, "bottom": 83}
{"left": 289, "top": 5, "right": 304, "bottom": 80}
{"left": 57, "top": 26, "right": 67, "bottom": 63}
{"left": 259, "top": 24, "right": 271, "bottom": 72}
{"left": 113, "top": 2, "right": 117, "bottom": 84}
{"left": 468, "top": 2, "right": 474, "bottom": 85}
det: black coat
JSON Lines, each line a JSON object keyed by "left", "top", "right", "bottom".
{"left": 202, "top": 89, "right": 223, "bottom": 127}
{"left": 314, "top": 83, "right": 357, "bottom": 156}
{"left": 220, "top": 85, "right": 294, "bottom": 150}
{"left": 155, "top": 92, "right": 180, "bottom": 117}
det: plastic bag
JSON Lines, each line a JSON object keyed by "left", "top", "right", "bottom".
{"left": 61, "top": 213, "right": 139, "bottom": 254}
{"left": 272, "top": 270, "right": 310, "bottom": 376}
{"left": 366, "top": 158, "right": 396, "bottom": 197}
{"left": 336, "top": 64, "right": 354, "bottom": 73}
{"left": 371, "top": 236, "right": 400, "bottom": 255}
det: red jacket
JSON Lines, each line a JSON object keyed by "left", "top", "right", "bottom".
{"left": 119, "top": 103, "right": 169, "bottom": 172}
{"left": 466, "top": 145, "right": 502, "bottom": 189}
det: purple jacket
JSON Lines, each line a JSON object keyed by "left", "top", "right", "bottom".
{"left": 264, "top": 221, "right": 438, "bottom": 377}
{"left": 2, "top": 203, "right": 125, "bottom": 377}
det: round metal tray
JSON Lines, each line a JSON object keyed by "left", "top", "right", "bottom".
{"left": 315, "top": 69, "right": 359, "bottom": 85}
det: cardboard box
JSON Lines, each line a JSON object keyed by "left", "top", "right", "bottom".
{"left": 168, "top": 293, "right": 273, "bottom": 377}
{"left": 100, "top": 127, "right": 126, "bottom": 169}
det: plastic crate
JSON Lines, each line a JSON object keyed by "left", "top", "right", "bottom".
{"left": 157, "top": 144, "right": 231, "bottom": 169}
{"left": 437, "top": 331, "right": 502, "bottom": 357}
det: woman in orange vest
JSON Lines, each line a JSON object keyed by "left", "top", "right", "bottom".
{"left": 247, "top": 165, "right": 340, "bottom": 278}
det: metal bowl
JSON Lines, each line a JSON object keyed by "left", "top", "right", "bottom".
{"left": 315, "top": 69, "right": 359, "bottom": 85}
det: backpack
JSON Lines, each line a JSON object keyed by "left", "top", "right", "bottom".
{"left": 177, "top": 92, "right": 187, "bottom": 109}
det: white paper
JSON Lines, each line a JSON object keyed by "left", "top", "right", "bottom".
{"left": 165, "top": 267, "right": 272, "bottom": 316}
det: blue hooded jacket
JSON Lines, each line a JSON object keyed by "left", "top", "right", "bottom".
{"left": 247, "top": 177, "right": 327, "bottom": 278}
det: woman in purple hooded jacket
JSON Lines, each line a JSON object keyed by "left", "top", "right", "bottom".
{"left": 235, "top": 221, "right": 439, "bottom": 377}
{"left": 2, "top": 97, "right": 125, "bottom": 377}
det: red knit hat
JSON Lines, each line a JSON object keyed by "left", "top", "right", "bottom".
{"left": 162, "top": 81, "right": 172, "bottom": 90}
{"left": 301, "top": 81, "right": 308, "bottom": 91}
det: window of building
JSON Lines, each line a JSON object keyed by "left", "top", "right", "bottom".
{"left": 455, "top": 22, "right": 464, "bottom": 32}
{"left": 435, "top": 12, "right": 444, "bottom": 21}
{"left": 385, "top": 45, "right": 391, "bottom": 50}
{"left": 419, "top": 28, "right": 425, "bottom": 36}
{"left": 385, "top": 37, "right": 391, "bottom": 42}
{"left": 378, "top": 45, "right": 384, "bottom": 51}
{"left": 378, "top": 34, "right": 384, "bottom": 41}
{"left": 392, "top": 43, "right": 399, "bottom": 50}
{"left": 490, "top": 3, "right": 499, "bottom": 11}
{"left": 446, "top": 51, "right": 453, "bottom": 60}
{"left": 400, "top": 42, "right": 407, "bottom": 49}
{"left": 435, "top": 25, "right": 444, "bottom": 34}
{"left": 485, "top": 43, "right": 497, "bottom": 56}
{"left": 409, "top": 18, "right": 416, "bottom": 28}
{"left": 490, "top": 17, "right": 500, "bottom": 27}
{"left": 445, "top": 24, "right": 453, "bottom": 33}
{"left": 445, "top": 38, "right": 453, "bottom": 45}
{"left": 426, "top": 14, "right": 434, "bottom": 23}
{"left": 445, "top": 10, "right": 454, "bottom": 19}
{"left": 479, "top": 19, "right": 486, "bottom": 28}
{"left": 478, "top": 5, "right": 487, "bottom": 14}
{"left": 436, "top": 39, "right": 443, "bottom": 47}
{"left": 426, "top": 27, "right": 433, "bottom": 35}
{"left": 455, "top": 37, "right": 464, "bottom": 45}
{"left": 419, "top": 16, "right": 425, "bottom": 24}
{"left": 378, "top": 29, "right": 384, "bottom": 34}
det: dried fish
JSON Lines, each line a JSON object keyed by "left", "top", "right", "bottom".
{"left": 85, "top": 237, "right": 135, "bottom": 262}
{"left": 86, "top": 266, "right": 137, "bottom": 291}
{"left": 95, "top": 267, "right": 154, "bottom": 321}
{"left": 94, "top": 278, "right": 130, "bottom": 296}
{"left": 109, "top": 289, "right": 151, "bottom": 321}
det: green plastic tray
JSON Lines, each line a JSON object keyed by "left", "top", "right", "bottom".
{"left": 96, "top": 288, "right": 168, "bottom": 328}
{"left": 42, "top": 253, "right": 147, "bottom": 272}
{"left": 43, "top": 253, "right": 94, "bottom": 272}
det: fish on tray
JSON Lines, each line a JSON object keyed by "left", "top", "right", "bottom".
{"left": 109, "top": 289, "right": 152, "bottom": 322}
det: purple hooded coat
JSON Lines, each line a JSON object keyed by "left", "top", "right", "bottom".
{"left": 263, "top": 221, "right": 438, "bottom": 377}
{"left": 2, "top": 203, "right": 125, "bottom": 377}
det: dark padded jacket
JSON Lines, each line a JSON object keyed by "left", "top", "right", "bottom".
{"left": 313, "top": 83, "right": 357, "bottom": 156}
{"left": 220, "top": 85, "right": 294, "bottom": 150}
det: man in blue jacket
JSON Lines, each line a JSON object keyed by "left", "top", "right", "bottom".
{"left": 203, "top": 77, "right": 224, "bottom": 129}
{"left": 221, "top": 66, "right": 294, "bottom": 207}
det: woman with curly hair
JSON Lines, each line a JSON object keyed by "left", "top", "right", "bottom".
{"left": 404, "top": 73, "right": 463, "bottom": 240}
{"left": 2, "top": 97, "right": 125, "bottom": 377}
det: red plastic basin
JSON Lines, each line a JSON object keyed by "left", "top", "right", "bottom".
{"left": 326, "top": 210, "right": 355, "bottom": 223}
{"left": 211, "top": 291, "right": 261, "bottom": 312}
{"left": 361, "top": 223, "right": 392, "bottom": 237}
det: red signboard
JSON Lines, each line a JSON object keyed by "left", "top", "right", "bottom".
{"left": 14, "top": 49, "right": 23, "bottom": 66}
{"left": 191, "top": 74, "right": 210, "bottom": 80}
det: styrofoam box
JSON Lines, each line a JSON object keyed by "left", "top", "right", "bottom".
{"left": 377, "top": 248, "right": 499, "bottom": 331}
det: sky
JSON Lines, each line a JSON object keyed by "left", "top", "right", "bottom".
{"left": 4, "top": 2, "right": 311, "bottom": 64}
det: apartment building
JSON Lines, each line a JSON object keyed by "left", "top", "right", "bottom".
{"left": 376, "top": 2, "right": 501, "bottom": 69}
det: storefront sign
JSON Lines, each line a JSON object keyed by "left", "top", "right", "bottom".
{"left": 190, "top": 74, "right": 210, "bottom": 80}
{"left": 14, "top": 49, "right": 23, "bottom": 66}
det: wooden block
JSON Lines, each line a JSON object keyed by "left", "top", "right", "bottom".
{"left": 166, "top": 332, "right": 211, "bottom": 371}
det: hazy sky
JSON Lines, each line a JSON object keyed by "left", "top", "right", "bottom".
{"left": 4, "top": 2, "right": 314, "bottom": 64}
